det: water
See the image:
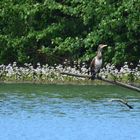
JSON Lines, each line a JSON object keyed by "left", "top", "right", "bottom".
{"left": 0, "top": 84, "right": 140, "bottom": 140}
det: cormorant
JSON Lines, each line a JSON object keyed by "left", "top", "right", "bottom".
{"left": 90, "top": 44, "right": 107, "bottom": 79}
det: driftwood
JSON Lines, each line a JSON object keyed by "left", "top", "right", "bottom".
{"left": 60, "top": 72, "right": 140, "bottom": 92}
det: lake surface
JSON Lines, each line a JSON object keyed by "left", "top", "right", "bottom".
{"left": 0, "top": 83, "right": 140, "bottom": 140}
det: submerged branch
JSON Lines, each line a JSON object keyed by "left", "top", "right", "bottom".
{"left": 109, "top": 99, "right": 133, "bottom": 109}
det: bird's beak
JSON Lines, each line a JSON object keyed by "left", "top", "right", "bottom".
{"left": 101, "top": 45, "right": 107, "bottom": 48}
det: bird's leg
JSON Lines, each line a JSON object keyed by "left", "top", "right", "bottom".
{"left": 90, "top": 70, "right": 96, "bottom": 80}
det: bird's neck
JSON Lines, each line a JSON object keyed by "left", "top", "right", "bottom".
{"left": 97, "top": 51, "right": 102, "bottom": 59}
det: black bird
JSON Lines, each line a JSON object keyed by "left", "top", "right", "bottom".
{"left": 90, "top": 44, "right": 107, "bottom": 79}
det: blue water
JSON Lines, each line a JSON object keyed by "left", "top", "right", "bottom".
{"left": 0, "top": 84, "right": 140, "bottom": 140}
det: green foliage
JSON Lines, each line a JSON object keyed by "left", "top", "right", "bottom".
{"left": 0, "top": 0, "right": 140, "bottom": 65}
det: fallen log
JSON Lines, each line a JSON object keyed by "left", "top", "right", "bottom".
{"left": 102, "top": 78, "right": 140, "bottom": 92}
{"left": 60, "top": 72, "right": 140, "bottom": 92}
{"left": 60, "top": 72, "right": 91, "bottom": 79}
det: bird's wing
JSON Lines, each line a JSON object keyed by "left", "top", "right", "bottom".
{"left": 90, "top": 58, "right": 95, "bottom": 70}
{"left": 90, "top": 57, "right": 102, "bottom": 73}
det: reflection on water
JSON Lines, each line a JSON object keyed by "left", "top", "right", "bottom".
{"left": 0, "top": 84, "right": 140, "bottom": 140}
